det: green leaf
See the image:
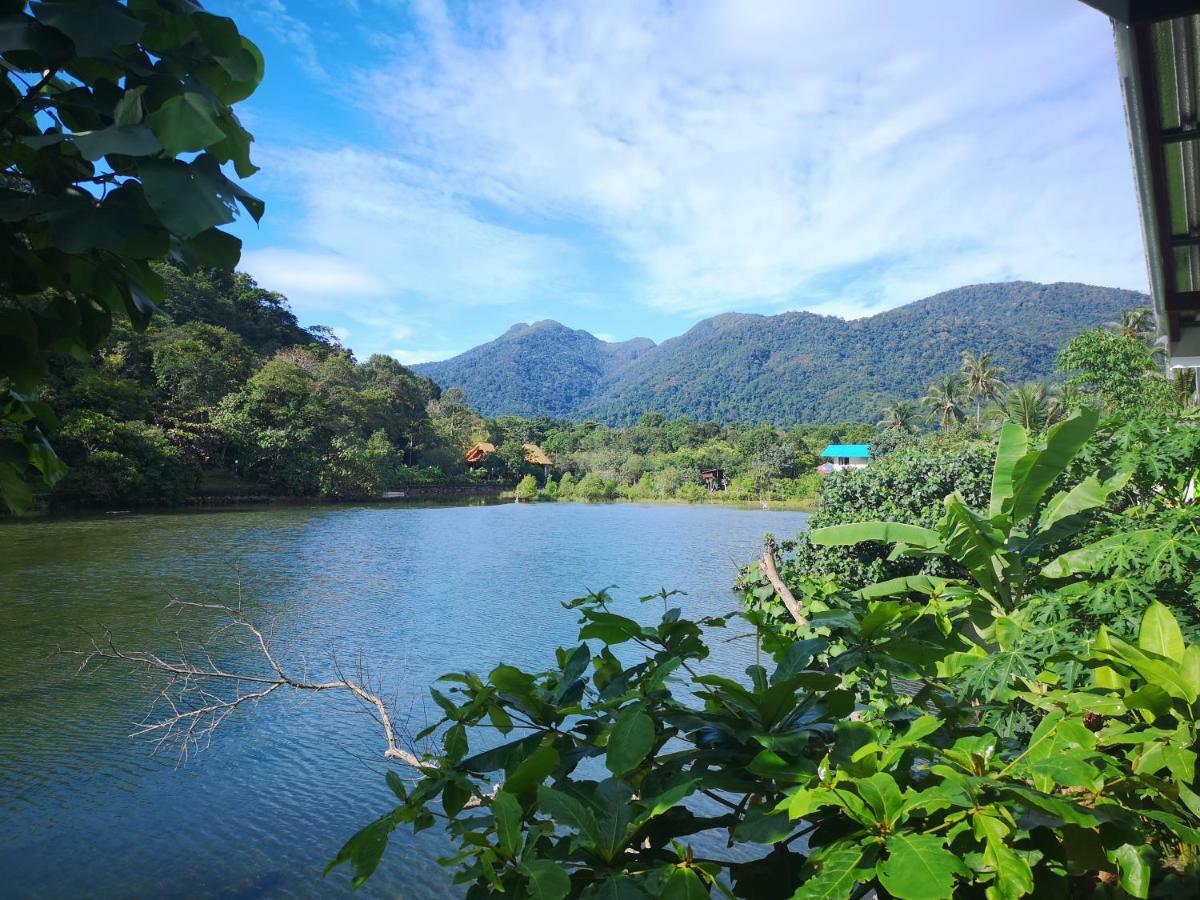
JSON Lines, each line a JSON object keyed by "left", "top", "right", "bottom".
{"left": 1111, "top": 843, "right": 1150, "bottom": 899}
{"left": 148, "top": 92, "right": 228, "bottom": 155}
{"left": 34, "top": 0, "right": 143, "bottom": 57}
{"left": 113, "top": 85, "right": 146, "bottom": 127}
{"left": 989, "top": 422, "right": 1028, "bottom": 517}
{"left": 492, "top": 791, "right": 524, "bottom": 859}
{"left": 522, "top": 859, "right": 571, "bottom": 900}
{"left": 662, "top": 866, "right": 709, "bottom": 900}
{"left": 1008, "top": 408, "right": 1099, "bottom": 523}
{"left": 72, "top": 125, "right": 163, "bottom": 161}
{"left": 810, "top": 521, "right": 941, "bottom": 549}
{"left": 1139, "top": 602, "right": 1185, "bottom": 663}
{"left": 793, "top": 846, "right": 867, "bottom": 899}
{"left": 324, "top": 811, "right": 396, "bottom": 889}
{"left": 877, "top": 833, "right": 963, "bottom": 900}
{"left": 857, "top": 772, "right": 904, "bottom": 828}
{"left": 504, "top": 744, "right": 559, "bottom": 796}
{"left": 606, "top": 706, "right": 655, "bottom": 775}
{"left": 539, "top": 786, "right": 603, "bottom": 851}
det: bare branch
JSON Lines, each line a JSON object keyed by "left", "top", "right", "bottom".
{"left": 70, "top": 597, "right": 423, "bottom": 768}
{"left": 761, "top": 546, "right": 808, "bottom": 627}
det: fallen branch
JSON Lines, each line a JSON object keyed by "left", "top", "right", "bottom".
{"left": 761, "top": 543, "right": 807, "bottom": 627}
{"left": 72, "top": 596, "right": 423, "bottom": 767}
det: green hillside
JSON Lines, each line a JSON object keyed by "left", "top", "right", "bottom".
{"left": 415, "top": 282, "right": 1148, "bottom": 424}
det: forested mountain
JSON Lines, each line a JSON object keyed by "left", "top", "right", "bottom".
{"left": 416, "top": 282, "right": 1148, "bottom": 424}
{"left": 415, "top": 321, "right": 655, "bottom": 417}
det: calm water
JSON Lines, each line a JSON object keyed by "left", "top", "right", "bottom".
{"left": 0, "top": 501, "right": 808, "bottom": 898}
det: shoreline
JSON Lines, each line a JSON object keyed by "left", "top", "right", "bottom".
{"left": 6, "top": 490, "right": 816, "bottom": 523}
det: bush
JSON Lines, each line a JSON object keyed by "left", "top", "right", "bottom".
{"left": 574, "top": 473, "right": 614, "bottom": 502}
{"left": 514, "top": 474, "right": 539, "bottom": 501}
{"left": 55, "top": 412, "right": 197, "bottom": 506}
{"left": 556, "top": 472, "right": 576, "bottom": 499}
{"left": 675, "top": 482, "right": 707, "bottom": 502}
{"left": 780, "top": 437, "right": 994, "bottom": 589}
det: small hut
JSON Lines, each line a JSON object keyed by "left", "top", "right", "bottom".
{"left": 464, "top": 442, "right": 553, "bottom": 478}
{"left": 700, "top": 468, "right": 726, "bottom": 491}
{"left": 465, "top": 442, "right": 496, "bottom": 464}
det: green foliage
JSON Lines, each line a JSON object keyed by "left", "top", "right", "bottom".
{"left": 515, "top": 474, "right": 539, "bottom": 501}
{"left": 1057, "top": 329, "right": 1178, "bottom": 414}
{"left": 330, "top": 587, "right": 1200, "bottom": 898}
{"left": 0, "top": 0, "right": 264, "bottom": 512}
{"left": 56, "top": 410, "right": 195, "bottom": 504}
{"left": 762, "top": 436, "right": 995, "bottom": 589}
{"left": 416, "top": 284, "right": 1147, "bottom": 426}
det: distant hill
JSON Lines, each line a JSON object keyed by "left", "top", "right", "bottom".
{"left": 414, "top": 282, "right": 1148, "bottom": 424}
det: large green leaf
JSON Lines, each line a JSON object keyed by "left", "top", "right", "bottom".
{"left": 661, "top": 867, "right": 708, "bottom": 900}
{"left": 522, "top": 860, "right": 571, "bottom": 900}
{"left": 34, "top": 0, "right": 143, "bottom": 56}
{"left": 810, "top": 521, "right": 941, "bottom": 550}
{"left": 1032, "top": 471, "right": 1129, "bottom": 550}
{"left": 793, "top": 846, "right": 867, "bottom": 898}
{"left": 989, "top": 422, "right": 1028, "bottom": 517}
{"left": 148, "top": 92, "right": 228, "bottom": 155}
{"left": 606, "top": 706, "right": 655, "bottom": 775}
{"left": 324, "top": 811, "right": 397, "bottom": 889}
{"left": 492, "top": 792, "right": 524, "bottom": 859}
{"left": 940, "top": 495, "right": 1007, "bottom": 601}
{"left": 877, "top": 833, "right": 963, "bottom": 900}
{"left": 1138, "top": 602, "right": 1185, "bottom": 663}
{"left": 1008, "top": 408, "right": 1099, "bottom": 524}
{"left": 1041, "top": 530, "right": 1156, "bottom": 579}
{"left": 857, "top": 772, "right": 904, "bottom": 828}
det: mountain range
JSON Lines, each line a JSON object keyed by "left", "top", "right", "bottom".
{"left": 413, "top": 282, "right": 1148, "bottom": 425}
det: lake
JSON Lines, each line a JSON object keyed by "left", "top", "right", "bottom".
{"left": 0, "top": 500, "right": 809, "bottom": 898}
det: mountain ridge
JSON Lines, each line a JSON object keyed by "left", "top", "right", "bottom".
{"left": 414, "top": 281, "right": 1148, "bottom": 424}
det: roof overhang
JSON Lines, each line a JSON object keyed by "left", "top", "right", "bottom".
{"left": 1092, "top": 1, "right": 1200, "bottom": 369}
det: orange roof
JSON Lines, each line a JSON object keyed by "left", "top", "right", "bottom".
{"left": 465, "top": 442, "right": 496, "bottom": 463}
{"left": 523, "top": 443, "right": 552, "bottom": 466}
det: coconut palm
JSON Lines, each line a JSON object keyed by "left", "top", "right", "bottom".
{"left": 879, "top": 400, "right": 921, "bottom": 433}
{"left": 995, "top": 382, "right": 1069, "bottom": 433}
{"left": 1106, "top": 307, "right": 1155, "bottom": 343}
{"left": 960, "top": 350, "right": 1007, "bottom": 421}
{"left": 923, "top": 377, "right": 966, "bottom": 429}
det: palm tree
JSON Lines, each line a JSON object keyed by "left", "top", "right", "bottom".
{"left": 995, "top": 382, "right": 1069, "bottom": 433}
{"left": 923, "top": 377, "right": 966, "bottom": 429}
{"left": 1106, "top": 307, "right": 1155, "bottom": 343}
{"left": 879, "top": 400, "right": 920, "bottom": 433}
{"left": 960, "top": 350, "right": 1007, "bottom": 421}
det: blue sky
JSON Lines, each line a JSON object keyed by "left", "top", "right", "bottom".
{"left": 205, "top": 0, "right": 1147, "bottom": 364}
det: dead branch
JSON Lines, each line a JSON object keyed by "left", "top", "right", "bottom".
{"left": 761, "top": 546, "right": 808, "bottom": 627}
{"left": 71, "top": 597, "right": 423, "bottom": 768}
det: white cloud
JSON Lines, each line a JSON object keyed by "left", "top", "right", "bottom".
{"left": 352, "top": 0, "right": 1144, "bottom": 315}
{"left": 262, "top": 147, "right": 577, "bottom": 308}
{"left": 391, "top": 325, "right": 414, "bottom": 340}
{"left": 251, "top": 0, "right": 1147, "bottom": 329}
{"left": 239, "top": 248, "right": 388, "bottom": 314}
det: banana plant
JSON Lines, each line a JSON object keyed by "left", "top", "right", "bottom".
{"left": 808, "top": 409, "right": 1130, "bottom": 615}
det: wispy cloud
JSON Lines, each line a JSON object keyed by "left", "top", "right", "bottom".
{"left": 240, "top": 0, "right": 1146, "bottom": 353}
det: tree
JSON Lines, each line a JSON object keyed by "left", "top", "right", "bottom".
{"left": 994, "top": 382, "right": 1068, "bottom": 433}
{"left": 0, "top": 0, "right": 263, "bottom": 512}
{"left": 151, "top": 322, "right": 253, "bottom": 416}
{"left": 514, "top": 474, "right": 538, "bottom": 500}
{"left": 1106, "top": 306, "right": 1154, "bottom": 342}
{"left": 960, "top": 350, "right": 1007, "bottom": 421}
{"left": 1057, "top": 329, "right": 1177, "bottom": 413}
{"left": 922, "top": 377, "right": 966, "bottom": 429}
{"left": 879, "top": 399, "right": 920, "bottom": 433}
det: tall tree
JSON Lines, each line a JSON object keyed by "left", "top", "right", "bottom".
{"left": 0, "top": 0, "right": 263, "bottom": 512}
{"left": 923, "top": 377, "right": 966, "bottom": 429}
{"left": 994, "top": 382, "right": 1068, "bottom": 433}
{"left": 879, "top": 399, "right": 920, "bottom": 433}
{"left": 1107, "top": 306, "right": 1155, "bottom": 342}
{"left": 960, "top": 350, "right": 1007, "bottom": 421}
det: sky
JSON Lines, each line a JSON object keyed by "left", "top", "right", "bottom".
{"left": 204, "top": 0, "right": 1148, "bottom": 365}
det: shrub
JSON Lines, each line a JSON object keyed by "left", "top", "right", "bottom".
{"left": 514, "top": 474, "right": 539, "bottom": 501}
{"left": 574, "top": 473, "right": 613, "bottom": 502}
{"left": 675, "top": 481, "right": 707, "bottom": 503}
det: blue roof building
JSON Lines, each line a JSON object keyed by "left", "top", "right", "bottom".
{"left": 819, "top": 444, "right": 870, "bottom": 473}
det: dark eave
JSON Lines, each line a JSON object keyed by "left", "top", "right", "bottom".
{"left": 1097, "top": 1, "right": 1200, "bottom": 366}
{"left": 1083, "top": 1, "right": 1200, "bottom": 26}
